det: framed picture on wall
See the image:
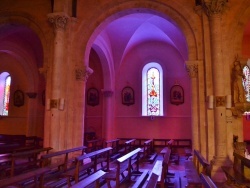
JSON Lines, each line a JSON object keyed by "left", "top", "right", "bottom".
{"left": 170, "top": 84, "right": 184, "bottom": 105}
{"left": 14, "top": 90, "right": 24, "bottom": 107}
{"left": 122, "top": 86, "right": 134, "bottom": 106}
{"left": 87, "top": 88, "right": 99, "bottom": 106}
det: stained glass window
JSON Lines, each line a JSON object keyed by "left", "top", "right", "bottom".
{"left": 0, "top": 72, "right": 11, "bottom": 116}
{"left": 243, "top": 65, "right": 250, "bottom": 102}
{"left": 147, "top": 68, "right": 160, "bottom": 116}
{"left": 142, "top": 62, "right": 163, "bottom": 116}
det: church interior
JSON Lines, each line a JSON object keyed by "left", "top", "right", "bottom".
{"left": 1, "top": 0, "right": 250, "bottom": 187}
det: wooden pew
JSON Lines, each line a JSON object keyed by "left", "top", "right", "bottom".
{"left": 139, "top": 139, "right": 157, "bottom": 163}
{"left": 104, "top": 148, "right": 142, "bottom": 188}
{"left": 0, "top": 167, "right": 51, "bottom": 188}
{"left": 193, "top": 149, "right": 211, "bottom": 176}
{"left": 131, "top": 170, "right": 149, "bottom": 188}
{"left": 160, "top": 139, "right": 179, "bottom": 164}
{"left": 40, "top": 146, "right": 87, "bottom": 187}
{"left": 0, "top": 153, "right": 12, "bottom": 179}
{"left": 118, "top": 138, "right": 136, "bottom": 155}
{"left": 153, "top": 138, "right": 192, "bottom": 154}
{"left": 184, "top": 149, "right": 211, "bottom": 188}
{"left": 105, "top": 139, "right": 121, "bottom": 160}
{"left": 5, "top": 147, "right": 53, "bottom": 177}
{"left": 71, "top": 170, "right": 106, "bottom": 188}
{"left": 145, "top": 172, "right": 159, "bottom": 188}
{"left": 64, "top": 147, "right": 112, "bottom": 186}
{"left": 160, "top": 139, "right": 174, "bottom": 157}
{"left": 0, "top": 134, "right": 43, "bottom": 154}
{"left": 221, "top": 151, "right": 250, "bottom": 187}
{"left": 200, "top": 173, "right": 217, "bottom": 188}
{"left": 147, "top": 147, "right": 174, "bottom": 188}
{"left": 86, "top": 139, "right": 104, "bottom": 152}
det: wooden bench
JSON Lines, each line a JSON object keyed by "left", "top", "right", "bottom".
{"left": 64, "top": 147, "right": 112, "bottom": 186}
{"left": 86, "top": 139, "right": 104, "bottom": 152}
{"left": 118, "top": 138, "right": 136, "bottom": 155}
{"left": 105, "top": 139, "right": 121, "bottom": 161}
{"left": 71, "top": 170, "right": 106, "bottom": 188}
{"left": 4, "top": 147, "right": 53, "bottom": 177}
{"left": 0, "top": 134, "right": 43, "bottom": 154}
{"left": 200, "top": 173, "right": 217, "bottom": 188}
{"left": 221, "top": 151, "right": 250, "bottom": 187}
{"left": 139, "top": 139, "right": 153, "bottom": 161}
{"left": 145, "top": 172, "right": 159, "bottom": 188}
{"left": 0, "top": 167, "right": 51, "bottom": 188}
{"left": 160, "top": 139, "right": 174, "bottom": 156}
{"left": 131, "top": 170, "right": 149, "bottom": 188}
{"left": 160, "top": 139, "right": 179, "bottom": 165}
{"left": 184, "top": 149, "right": 211, "bottom": 188}
{"left": 153, "top": 138, "right": 192, "bottom": 154}
{"left": 40, "top": 146, "right": 87, "bottom": 187}
{"left": 148, "top": 147, "right": 174, "bottom": 188}
{"left": 104, "top": 148, "right": 142, "bottom": 188}
{"left": 193, "top": 149, "right": 211, "bottom": 176}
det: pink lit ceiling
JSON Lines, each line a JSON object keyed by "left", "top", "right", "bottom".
{"left": 93, "top": 13, "right": 189, "bottom": 78}
{"left": 0, "top": 24, "right": 43, "bottom": 68}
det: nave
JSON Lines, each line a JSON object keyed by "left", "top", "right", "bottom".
{"left": 0, "top": 137, "right": 232, "bottom": 188}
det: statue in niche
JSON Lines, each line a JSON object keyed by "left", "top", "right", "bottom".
{"left": 232, "top": 59, "right": 246, "bottom": 104}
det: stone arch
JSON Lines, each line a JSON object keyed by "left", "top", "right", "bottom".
{"left": 73, "top": 1, "right": 199, "bottom": 68}
{"left": 226, "top": 2, "right": 250, "bottom": 59}
{"left": 0, "top": 11, "right": 50, "bottom": 136}
{"left": 0, "top": 11, "right": 52, "bottom": 72}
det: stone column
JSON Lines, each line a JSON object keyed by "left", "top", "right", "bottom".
{"left": 202, "top": 0, "right": 230, "bottom": 182}
{"left": 101, "top": 90, "right": 114, "bottom": 141}
{"left": 46, "top": 12, "right": 69, "bottom": 151}
{"left": 74, "top": 66, "right": 93, "bottom": 147}
{"left": 186, "top": 62, "right": 199, "bottom": 150}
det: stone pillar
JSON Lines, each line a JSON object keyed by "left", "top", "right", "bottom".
{"left": 186, "top": 62, "right": 199, "bottom": 150}
{"left": 74, "top": 66, "right": 93, "bottom": 147}
{"left": 102, "top": 90, "right": 114, "bottom": 141}
{"left": 202, "top": 0, "right": 230, "bottom": 182}
{"left": 46, "top": 12, "right": 69, "bottom": 151}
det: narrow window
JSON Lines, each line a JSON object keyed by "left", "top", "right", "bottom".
{"left": 147, "top": 68, "right": 160, "bottom": 116}
{"left": 142, "top": 63, "right": 163, "bottom": 116}
{"left": 243, "top": 65, "right": 250, "bottom": 102}
{"left": 0, "top": 72, "right": 11, "bottom": 116}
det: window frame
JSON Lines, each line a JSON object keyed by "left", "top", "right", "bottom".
{"left": 142, "top": 62, "right": 163, "bottom": 116}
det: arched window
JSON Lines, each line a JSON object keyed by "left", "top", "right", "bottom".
{"left": 0, "top": 72, "right": 11, "bottom": 116}
{"left": 142, "top": 63, "right": 163, "bottom": 116}
{"left": 243, "top": 65, "right": 250, "bottom": 102}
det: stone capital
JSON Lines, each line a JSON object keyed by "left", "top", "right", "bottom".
{"left": 202, "top": 0, "right": 228, "bottom": 16}
{"left": 47, "top": 12, "right": 69, "bottom": 31}
{"left": 75, "top": 66, "right": 93, "bottom": 82}
{"left": 38, "top": 67, "right": 48, "bottom": 80}
{"left": 186, "top": 63, "right": 198, "bottom": 78}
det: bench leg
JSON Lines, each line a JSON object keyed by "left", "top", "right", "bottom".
{"left": 95, "top": 179, "right": 100, "bottom": 188}
{"left": 106, "top": 180, "right": 112, "bottom": 188}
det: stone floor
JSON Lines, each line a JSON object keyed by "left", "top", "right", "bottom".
{"left": 100, "top": 153, "right": 235, "bottom": 188}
